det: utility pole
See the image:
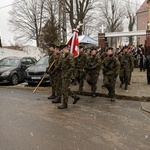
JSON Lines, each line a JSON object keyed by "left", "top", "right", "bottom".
{"left": 58, "top": 0, "right": 67, "bottom": 44}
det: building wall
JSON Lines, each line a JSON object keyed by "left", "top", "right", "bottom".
{"left": 137, "top": 11, "right": 148, "bottom": 45}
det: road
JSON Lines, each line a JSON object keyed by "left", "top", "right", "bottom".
{"left": 0, "top": 87, "right": 150, "bottom": 150}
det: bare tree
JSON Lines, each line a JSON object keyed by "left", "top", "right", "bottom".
{"left": 9, "top": 0, "right": 45, "bottom": 47}
{"left": 66, "top": 0, "right": 95, "bottom": 35}
{"left": 98, "top": 0, "right": 125, "bottom": 46}
{"left": 125, "top": 1, "right": 138, "bottom": 45}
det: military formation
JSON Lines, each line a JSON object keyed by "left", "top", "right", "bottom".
{"left": 46, "top": 43, "right": 143, "bottom": 109}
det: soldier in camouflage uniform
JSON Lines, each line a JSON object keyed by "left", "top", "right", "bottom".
{"left": 51, "top": 46, "right": 63, "bottom": 103}
{"left": 100, "top": 48, "right": 107, "bottom": 88}
{"left": 118, "top": 46, "right": 134, "bottom": 90}
{"left": 58, "top": 45, "right": 80, "bottom": 109}
{"left": 102, "top": 47, "right": 120, "bottom": 102}
{"left": 47, "top": 43, "right": 56, "bottom": 99}
{"left": 85, "top": 47, "right": 101, "bottom": 98}
{"left": 128, "top": 48, "right": 134, "bottom": 85}
{"left": 74, "top": 46, "right": 87, "bottom": 93}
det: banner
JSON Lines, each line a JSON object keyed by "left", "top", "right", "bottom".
{"left": 67, "top": 29, "right": 79, "bottom": 57}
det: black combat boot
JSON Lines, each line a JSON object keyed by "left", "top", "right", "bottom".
{"left": 73, "top": 96, "right": 80, "bottom": 104}
{"left": 78, "top": 87, "right": 83, "bottom": 94}
{"left": 48, "top": 94, "right": 56, "bottom": 99}
{"left": 111, "top": 98, "right": 116, "bottom": 102}
{"left": 125, "top": 84, "right": 128, "bottom": 90}
{"left": 92, "top": 93, "right": 96, "bottom": 98}
{"left": 52, "top": 98, "right": 61, "bottom": 103}
{"left": 107, "top": 92, "right": 111, "bottom": 98}
{"left": 58, "top": 103, "right": 68, "bottom": 109}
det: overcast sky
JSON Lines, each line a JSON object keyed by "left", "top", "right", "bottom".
{"left": 0, "top": 0, "right": 145, "bottom": 46}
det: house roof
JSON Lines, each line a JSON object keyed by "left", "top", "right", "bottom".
{"left": 137, "top": 0, "right": 149, "bottom": 14}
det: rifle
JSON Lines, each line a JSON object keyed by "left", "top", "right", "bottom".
{"left": 103, "top": 59, "right": 114, "bottom": 74}
{"left": 33, "top": 60, "right": 56, "bottom": 94}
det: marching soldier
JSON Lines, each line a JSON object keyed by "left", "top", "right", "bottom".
{"left": 47, "top": 43, "right": 57, "bottom": 99}
{"left": 102, "top": 47, "right": 120, "bottom": 102}
{"left": 74, "top": 46, "right": 87, "bottom": 93}
{"left": 118, "top": 46, "right": 134, "bottom": 90}
{"left": 100, "top": 48, "right": 108, "bottom": 88}
{"left": 85, "top": 47, "right": 101, "bottom": 98}
{"left": 51, "top": 46, "right": 63, "bottom": 103}
{"left": 58, "top": 45, "right": 80, "bottom": 109}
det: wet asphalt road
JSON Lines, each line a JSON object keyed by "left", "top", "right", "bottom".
{"left": 0, "top": 87, "right": 150, "bottom": 150}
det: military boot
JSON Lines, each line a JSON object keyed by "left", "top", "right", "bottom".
{"left": 73, "top": 96, "right": 80, "bottom": 104}
{"left": 48, "top": 94, "right": 56, "bottom": 99}
{"left": 58, "top": 103, "right": 68, "bottom": 109}
{"left": 125, "top": 84, "right": 128, "bottom": 90}
{"left": 52, "top": 97, "right": 61, "bottom": 103}
{"left": 111, "top": 98, "right": 116, "bottom": 102}
{"left": 92, "top": 93, "right": 96, "bottom": 98}
{"left": 78, "top": 87, "right": 83, "bottom": 94}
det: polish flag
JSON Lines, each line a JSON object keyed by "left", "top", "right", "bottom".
{"left": 67, "top": 29, "right": 79, "bottom": 57}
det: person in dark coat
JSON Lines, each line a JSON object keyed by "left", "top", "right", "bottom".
{"left": 145, "top": 53, "right": 150, "bottom": 84}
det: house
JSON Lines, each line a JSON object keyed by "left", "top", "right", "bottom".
{"left": 136, "top": 0, "right": 149, "bottom": 45}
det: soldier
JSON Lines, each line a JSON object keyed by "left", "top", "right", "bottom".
{"left": 47, "top": 43, "right": 56, "bottom": 99}
{"left": 51, "top": 46, "right": 63, "bottom": 103}
{"left": 102, "top": 47, "right": 120, "bottom": 102}
{"left": 128, "top": 47, "right": 135, "bottom": 85}
{"left": 58, "top": 45, "right": 80, "bottom": 109}
{"left": 118, "top": 46, "right": 134, "bottom": 90}
{"left": 74, "top": 46, "right": 87, "bottom": 93}
{"left": 100, "top": 48, "right": 107, "bottom": 88}
{"left": 85, "top": 47, "right": 101, "bottom": 98}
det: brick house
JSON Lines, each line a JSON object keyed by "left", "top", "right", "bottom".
{"left": 136, "top": 0, "right": 149, "bottom": 45}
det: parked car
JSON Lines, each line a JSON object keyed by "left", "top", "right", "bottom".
{"left": 0, "top": 56, "right": 37, "bottom": 85}
{"left": 25, "top": 55, "right": 50, "bottom": 85}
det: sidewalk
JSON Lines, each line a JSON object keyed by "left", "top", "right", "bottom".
{"left": 71, "top": 68, "right": 150, "bottom": 102}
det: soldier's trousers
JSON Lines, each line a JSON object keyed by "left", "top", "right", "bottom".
{"left": 54, "top": 74, "right": 62, "bottom": 98}
{"left": 104, "top": 75, "right": 117, "bottom": 98}
{"left": 75, "top": 69, "right": 85, "bottom": 90}
{"left": 62, "top": 78, "right": 77, "bottom": 104}
{"left": 119, "top": 68, "right": 130, "bottom": 85}
{"left": 86, "top": 72, "right": 99, "bottom": 93}
{"left": 49, "top": 74, "right": 56, "bottom": 95}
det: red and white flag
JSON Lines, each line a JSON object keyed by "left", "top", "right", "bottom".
{"left": 67, "top": 29, "right": 79, "bottom": 57}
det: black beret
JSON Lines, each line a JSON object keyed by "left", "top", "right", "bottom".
{"left": 47, "top": 43, "right": 55, "bottom": 48}
{"left": 60, "top": 44, "right": 68, "bottom": 49}
{"left": 55, "top": 45, "right": 61, "bottom": 51}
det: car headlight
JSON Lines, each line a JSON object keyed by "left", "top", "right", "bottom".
{"left": 1, "top": 71, "right": 11, "bottom": 77}
{"left": 25, "top": 69, "right": 29, "bottom": 72}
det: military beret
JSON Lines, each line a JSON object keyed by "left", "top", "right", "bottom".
{"left": 60, "top": 44, "right": 68, "bottom": 49}
{"left": 47, "top": 43, "right": 55, "bottom": 48}
{"left": 55, "top": 45, "right": 61, "bottom": 50}
{"left": 107, "top": 47, "right": 113, "bottom": 51}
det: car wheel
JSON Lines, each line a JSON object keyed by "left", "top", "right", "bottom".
{"left": 11, "top": 74, "right": 19, "bottom": 85}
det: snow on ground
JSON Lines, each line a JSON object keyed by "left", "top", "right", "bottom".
{"left": 0, "top": 46, "right": 45, "bottom": 60}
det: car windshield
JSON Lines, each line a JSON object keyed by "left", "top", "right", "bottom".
{"left": 0, "top": 58, "right": 20, "bottom": 67}
{"left": 36, "top": 56, "right": 49, "bottom": 65}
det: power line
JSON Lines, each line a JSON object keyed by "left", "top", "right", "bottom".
{"left": 0, "top": 0, "right": 23, "bottom": 10}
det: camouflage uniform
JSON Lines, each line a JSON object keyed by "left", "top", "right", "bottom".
{"left": 128, "top": 52, "right": 134, "bottom": 84}
{"left": 52, "top": 53, "right": 63, "bottom": 101}
{"left": 48, "top": 51, "right": 56, "bottom": 98}
{"left": 118, "top": 52, "right": 134, "bottom": 90}
{"left": 100, "top": 51, "right": 107, "bottom": 87}
{"left": 85, "top": 54, "right": 101, "bottom": 96}
{"left": 102, "top": 55, "right": 120, "bottom": 99}
{"left": 74, "top": 51, "right": 87, "bottom": 92}
{"left": 61, "top": 52, "right": 80, "bottom": 105}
